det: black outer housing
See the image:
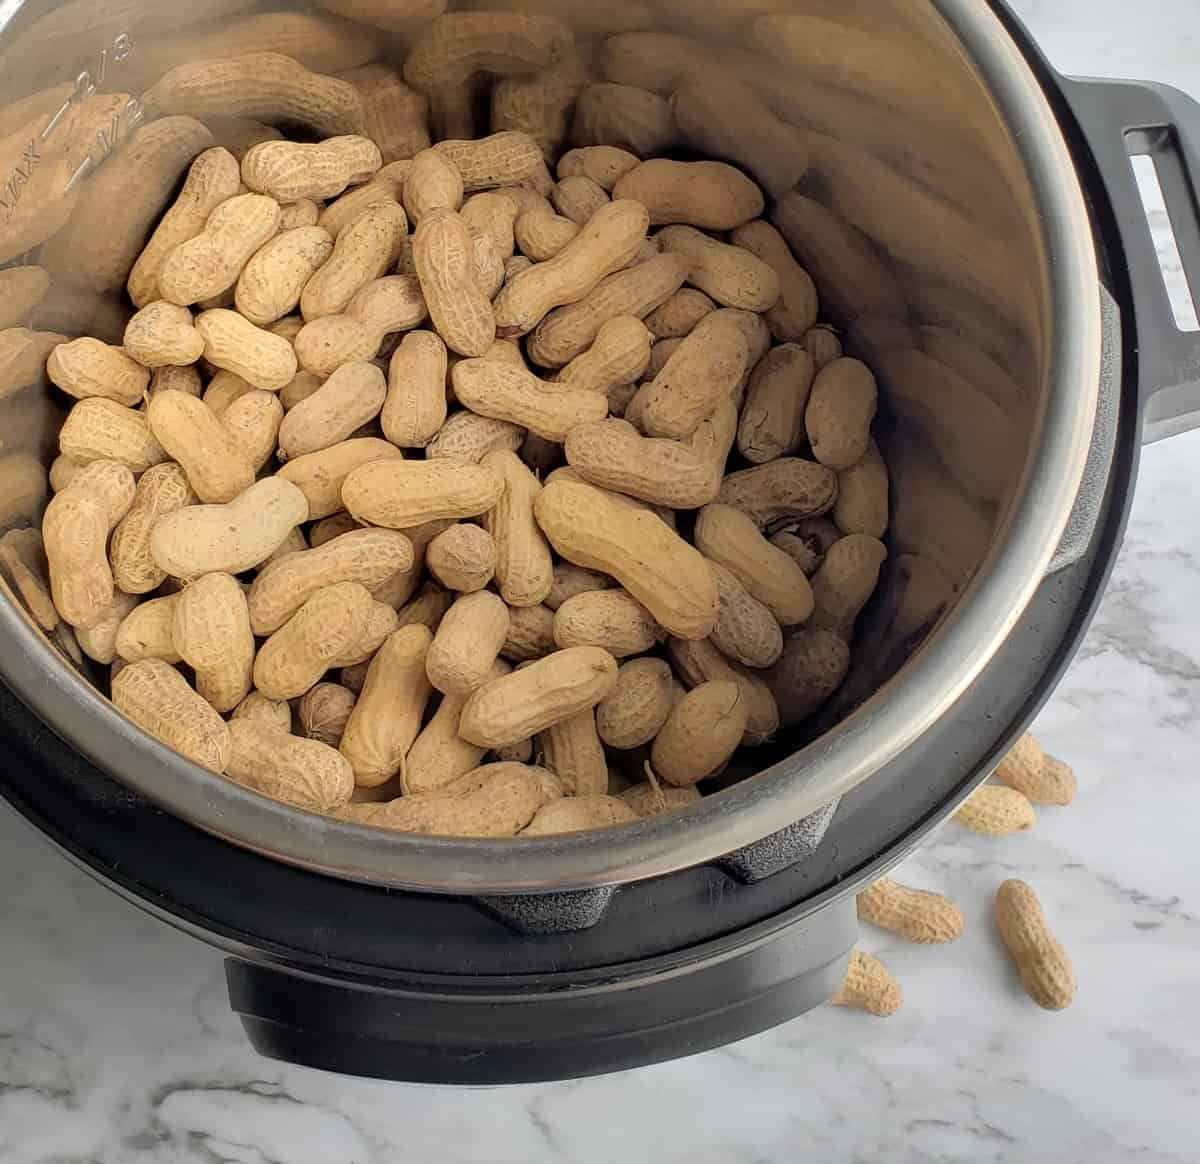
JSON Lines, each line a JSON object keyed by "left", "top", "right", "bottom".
{"left": 0, "top": 12, "right": 1157, "bottom": 1083}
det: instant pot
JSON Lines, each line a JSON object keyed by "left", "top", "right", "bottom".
{"left": 0, "top": 0, "right": 1197, "bottom": 1083}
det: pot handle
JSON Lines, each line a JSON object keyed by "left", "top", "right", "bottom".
{"left": 1061, "top": 77, "right": 1200, "bottom": 444}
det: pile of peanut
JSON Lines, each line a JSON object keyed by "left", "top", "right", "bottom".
{"left": 838, "top": 734, "right": 1078, "bottom": 1017}
{"left": 0, "top": 12, "right": 903, "bottom": 840}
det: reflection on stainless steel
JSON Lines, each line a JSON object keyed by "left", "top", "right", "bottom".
{"left": 0, "top": 0, "right": 1104, "bottom": 891}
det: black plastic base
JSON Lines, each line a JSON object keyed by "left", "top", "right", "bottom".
{"left": 228, "top": 896, "right": 856, "bottom": 1084}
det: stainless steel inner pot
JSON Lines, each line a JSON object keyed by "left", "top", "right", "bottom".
{"left": 0, "top": 0, "right": 1122, "bottom": 890}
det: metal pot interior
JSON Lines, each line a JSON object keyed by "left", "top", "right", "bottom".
{"left": 0, "top": 0, "right": 1100, "bottom": 891}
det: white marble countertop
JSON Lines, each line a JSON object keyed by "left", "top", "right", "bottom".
{"left": 4, "top": 4, "right": 1200, "bottom": 1162}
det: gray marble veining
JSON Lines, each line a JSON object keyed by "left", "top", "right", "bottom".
{"left": 4, "top": 3, "right": 1200, "bottom": 1161}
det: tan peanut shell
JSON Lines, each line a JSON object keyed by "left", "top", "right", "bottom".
{"left": 804, "top": 326, "right": 843, "bottom": 370}
{"left": 122, "top": 303, "right": 205, "bottom": 369}
{"left": 412, "top": 208, "right": 496, "bottom": 357}
{"left": 47, "top": 339, "right": 150, "bottom": 406}
{"left": 406, "top": 659, "right": 511, "bottom": 795}
{"left": 301, "top": 201, "right": 408, "bottom": 320}
{"left": 147, "top": 389, "right": 254, "bottom": 504}
{"left": 502, "top": 603, "right": 557, "bottom": 662}
{"left": 226, "top": 720, "right": 354, "bottom": 812}
{"left": 994, "top": 734, "right": 1078, "bottom": 806}
{"left": 109, "top": 464, "right": 197, "bottom": 595}
{"left": 151, "top": 477, "right": 309, "bottom": 580}
{"left": 203, "top": 371, "right": 254, "bottom": 416}
{"left": 953, "top": 784, "right": 1036, "bottom": 834}
{"left": 277, "top": 361, "right": 387, "bottom": 461}
{"left": 402, "top": 147, "right": 465, "bottom": 224}
{"left": 426, "top": 591, "right": 511, "bottom": 697}
{"left": 75, "top": 591, "right": 140, "bottom": 666}
{"left": 557, "top": 146, "right": 640, "bottom": 190}
{"left": 277, "top": 437, "right": 403, "bottom": 519}
{"left": 545, "top": 564, "right": 613, "bottom": 611}
{"left": 115, "top": 596, "right": 182, "bottom": 664}
{"left": 249, "top": 528, "right": 414, "bottom": 635}
{"left": 737, "top": 344, "right": 815, "bottom": 464}
{"left": 708, "top": 560, "right": 784, "bottom": 670}
{"left": 556, "top": 315, "right": 652, "bottom": 398}
{"left": 42, "top": 461, "right": 135, "bottom": 630}
{"left": 144, "top": 53, "right": 367, "bottom": 140}
{"left": 477, "top": 449, "right": 552, "bottom": 608}
{"left": 808, "top": 534, "right": 888, "bottom": 639}
{"left": 112, "top": 659, "right": 231, "bottom": 773}
{"left": 195, "top": 309, "right": 299, "bottom": 391}
{"left": 452, "top": 359, "right": 608, "bottom": 442}
{"left": 158, "top": 194, "right": 281, "bottom": 306}
{"left": 552, "top": 176, "right": 609, "bottom": 226}
{"left": 538, "top": 707, "right": 607, "bottom": 796}
{"left": 857, "top": 878, "right": 965, "bottom": 945}
{"left": 379, "top": 763, "right": 560, "bottom": 838}
{"left": 514, "top": 205, "right": 581, "bottom": 262}
{"left": 695, "top": 504, "right": 813, "bottom": 627}
{"left": 831, "top": 950, "right": 902, "bottom": 1017}
{"left": 766, "top": 628, "right": 850, "bottom": 727}
{"left": 299, "top": 682, "right": 357, "bottom": 748}
{"left": 427, "top": 411, "right": 525, "bottom": 462}
{"left": 892, "top": 553, "right": 954, "bottom": 637}
{"left": 730, "top": 219, "right": 819, "bottom": 342}
{"left": 461, "top": 192, "right": 520, "bottom": 260}
{"left": 425, "top": 523, "right": 497, "bottom": 593}
{"left": 494, "top": 199, "right": 651, "bottom": 336}
{"left": 278, "top": 200, "right": 322, "bottom": 230}
{"left": 459, "top": 645, "right": 618, "bottom": 748}
{"left": 382, "top": 331, "right": 448, "bottom": 447}
{"left": 629, "top": 310, "right": 749, "bottom": 439}
{"left": 171, "top": 572, "right": 255, "bottom": 713}
{"left": 596, "top": 657, "right": 675, "bottom": 751}
{"left": 221, "top": 391, "right": 284, "bottom": 472}
{"left": 994, "top": 879, "right": 1076, "bottom": 1011}
{"left": 834, "top": 439, "right": 890, "bottom": 539}
{"left": 253, "top": 581, "right": 380, "bottom": 701}
{"left": 806, "top": 357, "right": 879, "bottom": 471}
{"left": 620, "top": 783, "right": 701, "bottom": 818}
{"left": 338, "top": 624, "right": 434, "bottom": 786}
{"left": 535, "top": 478, "right": 719, "bottom": 640}
{"left": 644, "top": 289, "right": 716, "bottom": 339}
{"left": 435, "top": 131, "right": 544, "bottom": 191}
{"left": 527, "top": 252, "right": 689, "bottom": 368}
{"left": 232, "top": 690, "right": 293, "bottom": 734}
{"left": 614, "top": 160, "right": 762, "bottom": 230}
{"left": 235, "top": 226, "right": 335, "bottom": 326}
{"left": 242, "top": 135, "right": 381, "bottom": 202}
{"left": 571, "top": 83, "right": 676, "bottom": 157}
{"left": 279, "top": 371, "right": 324, "bottom": 411}
{"left": 717, "top": 458, "right": 840, "bottom": 528}
{"left": 342, "top": 458, "right": 503, "bottom": 529}
{"left": 553, "top": 589, "right": 662, "bottom": 658}
{"left": 294, "top": 274, "right": 427, "bottom": 377}
{"left": 658, "top": 225, "right": 780, "bottom": 313}
{"left": 651, "top": 680, "right": 746, "bottom": 787}
{"left": 318, "top": 159, "right": 409, "bottom": 237}
{"left": 522, "top": 794, "right": 638, "bottom": 836}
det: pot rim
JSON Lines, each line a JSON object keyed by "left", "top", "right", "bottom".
{"left": 0, "top": 0, "right": 1102, "bottom": 893}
